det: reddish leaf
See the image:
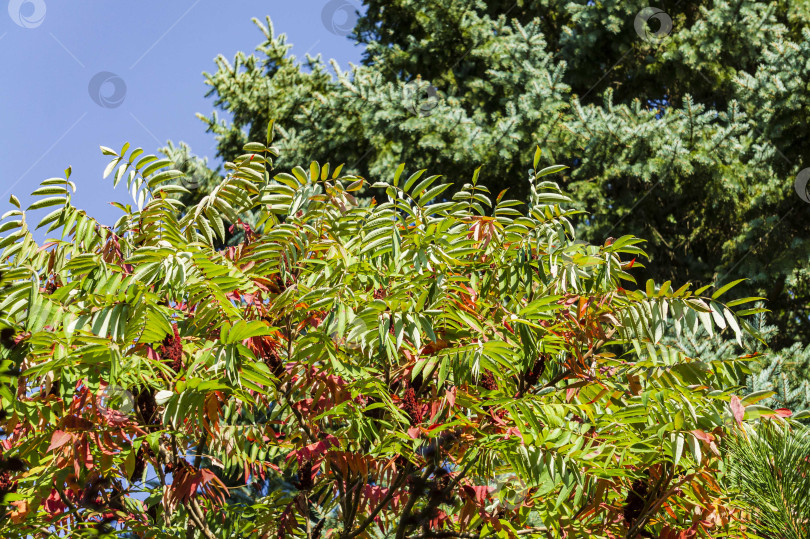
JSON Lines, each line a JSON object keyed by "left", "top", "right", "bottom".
{"left": 729, "top": 396, "right": 745, "bottom": 426}
{"left": 445, "top": 386, "right": 456, "bottom": 410}
{"left": 460, "top": 484, "right": 491, "bottom": 505}
{"left": 43, "top": 489, "right": 66, "bottom": 516}
{"left": 48, "top": 430, "right": 72, "bottom": 451}
{"left": 690, "top": 429, "right": 714, "bottom": 443}
{"left": 289, "top": 435, "right": 339, "bottom": 465}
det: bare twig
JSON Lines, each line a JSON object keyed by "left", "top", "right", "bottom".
{"left": 344, "top": 477, "right": 364, "bottom": 534}
{"left": 186, "top": 497, "right": 218, "bottom": 539}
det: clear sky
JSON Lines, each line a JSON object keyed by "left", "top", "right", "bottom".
{"left": 0, "top": 0, "right": 364, "bottom": 231}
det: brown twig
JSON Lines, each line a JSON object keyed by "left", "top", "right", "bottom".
{"left": 346, "top": 462, "right": 414, "bottom": 539}
{"left": 186, "top": 497, "right": 218, "bottom": 539}
{"left": 395, "top": 466, "right": 439, "bottom": 539}
{"left": 344, "top": 477, "right": 364, "bottom": 534}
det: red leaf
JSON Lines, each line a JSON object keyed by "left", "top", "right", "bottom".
{"left": 43, "top": 489, "right": 66, "bottom": 516}
{"left": 775, "top": 408, "right": 793, "bottom": 417}
{"left": 48, "top": 430, "right": 72, "bottom": 451}
{"left": 102, "top": 408, "right": 130, "bottom": 426}
{"left": 289, "top": 435, "right": 339, "bottom": 465}
{"left": 730, "top": 396, "right": 745, "bottom": 426}
{"left": 460, "top": 485, "right": 491, "bottom": 505}
{"left": 427, "top": 509, "right": 449, "bottom": 528}
{"left": 445, "top": 386, "right": 456, "bottom": 410}
{"left": 690, "top": 429, "right": 714, "bottom": 443}
{"left": 504, "top": 427, "right": 525, "bottom": 444}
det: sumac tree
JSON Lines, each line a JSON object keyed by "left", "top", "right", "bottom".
{"left": 0, "top": 137, "right": 785, "bottom": 537}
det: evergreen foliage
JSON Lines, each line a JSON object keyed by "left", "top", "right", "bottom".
{"left": 725, "top": 421, "right": 810, "bottom": 538}
{"left": 185, "top": 0, "right": 810, "bottom": 355}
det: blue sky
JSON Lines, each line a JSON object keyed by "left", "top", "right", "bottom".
{"left": 0, "top": 0, "right": 364, "bottom": 230}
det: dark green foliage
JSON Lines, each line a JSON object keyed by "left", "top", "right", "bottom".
{"left": 178, "top": 0, "right": 810, "bottom": 353}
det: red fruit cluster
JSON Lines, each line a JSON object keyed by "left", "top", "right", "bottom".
{"left": 267, "top": 349, "right": 284, "bottom": 378}
{"left": 135, "top": 387, "right": 157, "bottom": 426}
{"left": 623, "top": 477, "right": 649, "bottom": 525}
{"left": 0, "top": 471, "right": 16, "bottom": 496}
{"left": 524, "top": 353, "right": 548, "bottom": 387}
{"left": 297, "top": 460, "right": 314, "bottom": 491}
{"left": 0, "top": 450, "right": 22, "bottom": 498}
{"left": 429, "top": 469, "right": 455, "bottom": 505}
{"left": 160, "top": 324, "right": 183, "bottom": 372}
{"left": 478, "top": 370, "right": 498, "bottom": 391}
{"left": 373, "top": 287, "right": 387, "bottom": 300}
{"left": 255, "top": 337, "right": 284, "bottom": 378}
{"left": 312, "top": 518, "right": 325, "bottom": 539}
{"left": 401, "top": 387, "right": 423, "bottom": 425}
{"left": 131, "top": 445, "right": 150, "bottom": 482}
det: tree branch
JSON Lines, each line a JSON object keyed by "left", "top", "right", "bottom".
{"left": 346, "top": 462, "right": 414, "bottom": 539}
{"left": 395, "top": 466, "right": 436, "bottom": 539}
{"left": 344, "top": 477, "right": 364, "bottom": 534}
{"left": 282, "top": 315, "right": 317, "bottom": 445}
{"left": 186, "top": 497, "right": 218, "bottom": 539}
